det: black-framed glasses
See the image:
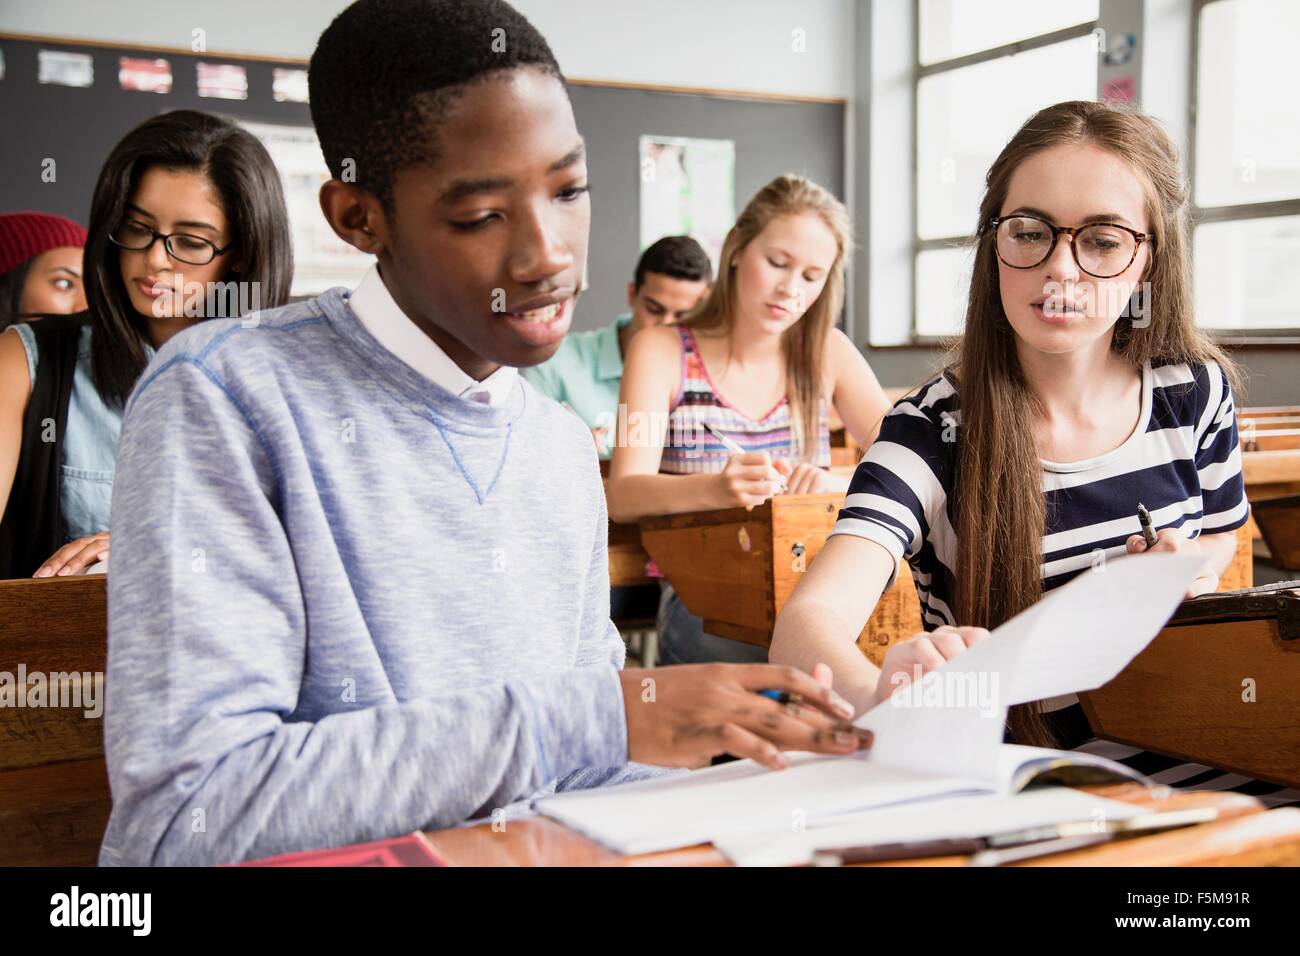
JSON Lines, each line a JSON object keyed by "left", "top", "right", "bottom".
{"left": 987, "top": 215, "right": 1153, "bottom": 279}
{"left": 109, "top": 220, "right": 234, "bottom": 266}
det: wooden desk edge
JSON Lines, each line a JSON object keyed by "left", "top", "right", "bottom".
{"left": 422, "top": 785, "right": 1300, "bottom": 868}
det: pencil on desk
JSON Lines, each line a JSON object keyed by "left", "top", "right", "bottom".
{"left": 810, "top": 807, "right": 1221, "bottom": 867}
{"left": 967, "top": 806, "right": 1219, "bottom": 867}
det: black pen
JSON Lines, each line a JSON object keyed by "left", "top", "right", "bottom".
{"left": 1137, "top": 501, "right": 1158, "bottom": 548}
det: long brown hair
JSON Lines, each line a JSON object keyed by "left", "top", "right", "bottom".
{"left": 950, "top": 100, "right": 1239, "bottom": 745}
{"left": 682, "top": 174, "right": 852, "bottom": 460}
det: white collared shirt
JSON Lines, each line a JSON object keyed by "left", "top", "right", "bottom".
{"left": 349, "top": 265, "right": 517, "bottom": 407}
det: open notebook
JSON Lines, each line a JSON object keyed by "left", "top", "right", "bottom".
{"left": 537, "top": 553, "right": 1206, "bottom": 856}
{"left": 711, "top": 787, "right": 1150, "bottom": 867}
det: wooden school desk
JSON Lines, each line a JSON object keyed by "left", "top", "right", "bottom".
{"left": 598, "top": 462, "right": 655, "bottom": 589}
{"left": 1242, "top": 449, "right": 1300, "bottom": 551}
{"left": 1242, "top": 428, "right": 1300, "bottom": 453}
{"left": 637, "top": 491, "right": 923, "bottom": 666}
{"left": 1252, "top": 494, "right": 1300, "bottom": 571}
{"left": 1242, "top": 448, "right": 1300, "bottom": 500}
{"left": 420, "top": 786, "right": 1300, "bottom": 867}
{"left": 1240, "top": 406, "right": 1300, "bottom": 454}
{"left": 1239, "top": 407, "right": 1300, "bottom": 569}
{"left": 608, "top": 518, "right": 655, "bottom": 588}
{"left": 1239, "top": 405, "right": 1300, "bottom": 549}
{"left": 0, "top": 575, "right": 110, "bottom": 867}
{"left": 1082, "top": 581, "right": 1300, "bottom": 790}
{"left": 1240, "top": 405, "right": 1300, "bottom": 429}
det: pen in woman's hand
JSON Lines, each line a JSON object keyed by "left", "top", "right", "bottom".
{"left": 1137, "top": 502, "right": 1158, "bottom": 549}
{"left": 705, "top": 422, "right": 788, "bottom": 493}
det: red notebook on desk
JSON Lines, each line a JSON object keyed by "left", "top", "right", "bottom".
{"left": 237, "top": 833, "right": 446, "bottom": 867}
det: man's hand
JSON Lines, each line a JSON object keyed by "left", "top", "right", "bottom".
{"left": 621, "top": 663, "right": 872, "bottom": 771}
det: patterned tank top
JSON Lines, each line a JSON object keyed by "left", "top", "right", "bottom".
{"left": 659, "top": 326, "right": 832, "bottom": 475}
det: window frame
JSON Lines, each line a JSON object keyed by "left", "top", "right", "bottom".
{"left": 1188, "top": 0, "right": 1300, "bottom": 342}
{"left": 910, "top": 1, "right": 1102, "bottom": 343}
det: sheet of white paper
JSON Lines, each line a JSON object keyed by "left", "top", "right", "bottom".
{"left": 712, "top": 788, "right": 1146, "bottom": 867}
{"left": 537, "top": 752, "right": 990, "bottom": 856}
{"left": 968, "top": 553, "right": 1205, "bottom": 705}
{"left": 856, "top": 689, "right": 1006, "bottom": 783}
{"left": 856, "top": 554, "right": 1205, "bottom": 781}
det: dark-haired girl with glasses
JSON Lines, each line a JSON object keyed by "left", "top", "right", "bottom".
{"left": 0, "top": 110, "right": 292, "bottom": 578}
{"left": 769, "top": 101, "right": 1295, "bottom": 807}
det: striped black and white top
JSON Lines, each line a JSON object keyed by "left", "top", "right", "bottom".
{"left": 833, "top": 360, "right": 1247, "bottom": 623}
{"left": 832, "top": 360, "right": 1299, "bottom": 807}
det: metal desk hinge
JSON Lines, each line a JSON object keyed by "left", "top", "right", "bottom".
{"left": 1277, "top": 593, "right": 1300, "bottom": 641}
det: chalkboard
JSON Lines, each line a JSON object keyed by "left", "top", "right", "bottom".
{"left": 0, "top": 33, "right": 845, "bottom": 332}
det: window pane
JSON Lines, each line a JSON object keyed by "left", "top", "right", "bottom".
{"left": 1194, "top": 216, "right": 1300, "bottom": 330}
{"left": 916, "top": 245, "right": 976, "bottom": 338}
{"left": 917, "top": 36, "right": 1099, "bottom": 240}
{"left": 1194, "top": 0, "right": 1300, "bottom": 207}
{"left": 920, "top": 0, "right": 1098, "bottom": 65}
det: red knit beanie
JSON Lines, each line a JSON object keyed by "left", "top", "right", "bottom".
{"left": 0, "top": 211, "right": 88, "bottom": 277}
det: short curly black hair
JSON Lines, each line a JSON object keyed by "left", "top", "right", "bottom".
{"left": 635, "top": 235, "right": 714, "bottom": 289}
{"left": 309, "top": 0, "right": 565, "bottom": 214}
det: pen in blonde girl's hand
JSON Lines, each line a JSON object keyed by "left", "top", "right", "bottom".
{"left": 703, "top": 422, "right": 788, "bottom": 493}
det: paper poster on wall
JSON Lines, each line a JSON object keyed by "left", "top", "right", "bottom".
{"left": 38, "top": 50, "right": 94, "bottom": 88}
{"left": 119, "top": 57, "right": 172, "bottom": 94}
{"left": 638, "top": 135, "right": 735, "bottom": 276}
{"left": 272, "top": 68, "right": 309, "bottom": 104}
{"left": 197, "top": 62, "right": 248, "bottom": 100}
{"left": 238, "top": 120, "right": 373, "bottom": 296}
{"left": 1103, "top": 74, "right": 1136, "bottom": 104}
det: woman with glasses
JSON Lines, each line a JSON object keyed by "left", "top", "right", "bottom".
{"left": 0, "top": 110, "right": 292, "bottom": 578}
{"left": 766, "top": 100, "right": 1283, "bottom": 805}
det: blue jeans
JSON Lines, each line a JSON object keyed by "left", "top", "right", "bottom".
{"left": 655, "top": 583, "right": 769, "bottom": 665}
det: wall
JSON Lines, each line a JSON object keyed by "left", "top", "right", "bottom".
{"left": 0, "top": 0, "right": 855, "bottom": 100}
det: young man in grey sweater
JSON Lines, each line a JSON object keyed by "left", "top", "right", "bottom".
{"left": 98, "top": 0, "right": 872, "bottom": 866}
